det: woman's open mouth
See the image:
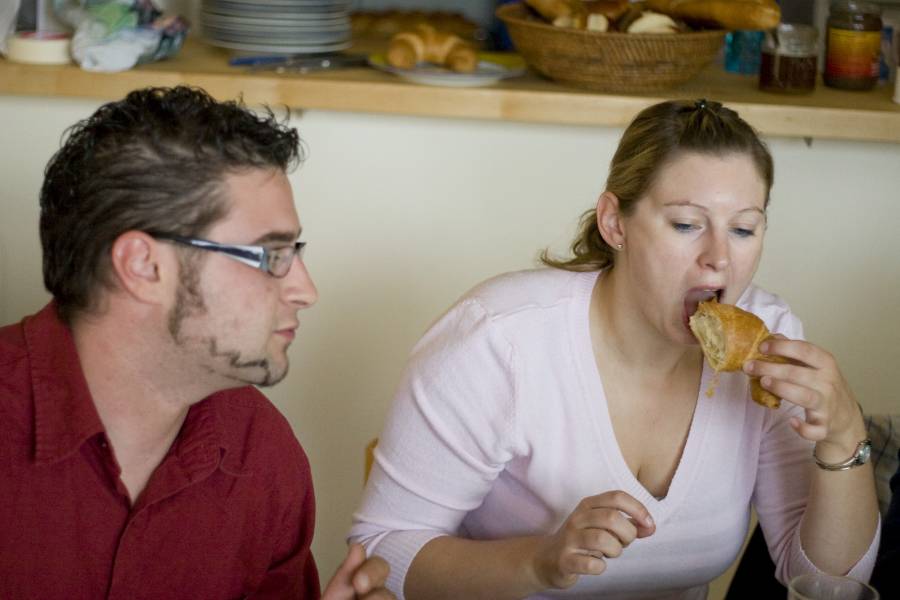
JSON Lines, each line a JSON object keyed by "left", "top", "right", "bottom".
{"left": 683, "top": 288, "right": 723, "bottom": 331}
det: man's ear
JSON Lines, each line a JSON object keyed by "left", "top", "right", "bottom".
{"left": 109, "top": 232, "right": 171, "bottom": 305}
{"left": 595, "top": 191, "right": 626, "bottom": 249}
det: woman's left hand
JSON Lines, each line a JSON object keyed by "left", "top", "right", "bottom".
{"left": 743, "top": 335, "right": 865, "bottom": 451}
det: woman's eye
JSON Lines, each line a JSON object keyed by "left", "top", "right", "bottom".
{"left": 672, "top": 222, "right": 698, "bottom": 232}
{"left": 732, "top": 227, "right": 756, "bottom": 238}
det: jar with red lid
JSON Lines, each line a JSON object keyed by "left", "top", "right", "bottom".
{"left": 824, "top": 0, "right": 883, "bottom": 90}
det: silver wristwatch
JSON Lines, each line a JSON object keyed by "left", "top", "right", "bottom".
{"left": 813, "top": 439, "right": 872, "bottom": 471}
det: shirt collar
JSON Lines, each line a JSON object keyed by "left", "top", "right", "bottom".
{"left": 26, "top": 302, "right": 105, "bottom": 465}
{"left": 25, "top": 302, "right": 230, "bottom": 471}
{"left": 172, "top": 395, "right": 229, "bottom": 481}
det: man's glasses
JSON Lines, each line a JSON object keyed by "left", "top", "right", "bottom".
{"left": 150, "top": 233, "right": 306, "bottom": 278}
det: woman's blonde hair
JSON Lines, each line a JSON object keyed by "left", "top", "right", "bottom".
{"left": 541, "top": 99, "right": 773, "bottom": 272}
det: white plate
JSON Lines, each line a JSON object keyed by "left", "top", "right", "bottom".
{"left": 368, "top": 53, "right": 526, "bottom": 88}
{"left": 204, "top": 36, "right": 352, "bottom": 54}
{"left": 201, "top": 12, "right": 349, "bottom": 28}
{"left": 205, "top": 0, "right": 351, "bottom": 7}
{"left": 205, "top": 31, "right": 350, "bottom": 45}
{"left": 202, "top": 19, "right": 351, "bottom": 35}
{"left": 203, "top": 6, "right": 349, "bottom": 19}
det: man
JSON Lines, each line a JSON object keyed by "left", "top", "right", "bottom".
{"left": 0, "top": 86, "right": 391, "bottom": 599}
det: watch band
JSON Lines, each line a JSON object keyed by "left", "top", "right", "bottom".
{"left": 813, "top": 439, "right": 872, "bottom": 471}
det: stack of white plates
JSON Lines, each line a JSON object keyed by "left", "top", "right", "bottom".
{"left": 201, "top": 0, "right": 352, "bottom": 54}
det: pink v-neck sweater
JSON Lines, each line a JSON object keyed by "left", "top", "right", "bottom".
{"left": 349, "top": 269, "right": 878, "bottom": 599}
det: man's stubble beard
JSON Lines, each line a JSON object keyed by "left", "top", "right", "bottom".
{"left": 167, "top": 257, "right": 286, "bottom": 387}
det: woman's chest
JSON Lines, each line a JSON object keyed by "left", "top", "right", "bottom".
{"left": 501, "top": 367, "right": 761, "bottom": 523}
{"left": 603, "top": 375, "right": 702, "bottom": 498}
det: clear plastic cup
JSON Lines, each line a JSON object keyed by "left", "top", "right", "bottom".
{"left": 788, "top": 573, "right": 879, "bottom": 600}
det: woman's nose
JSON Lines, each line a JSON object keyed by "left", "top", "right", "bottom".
{"left": 701, "top": 232, "right": 730, "bottom": 271}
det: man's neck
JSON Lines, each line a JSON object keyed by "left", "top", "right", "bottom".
{"left": 70, "top": 310, "right": 215, "bottom": 503}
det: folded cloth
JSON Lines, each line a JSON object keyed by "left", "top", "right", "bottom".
{"left": 53, "top": 0, "right": 188, "bottom": 72}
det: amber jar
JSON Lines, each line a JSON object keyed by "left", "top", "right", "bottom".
{"left": 824, "top": 0, "right": 883, "bottom": 90}
{"left": 760, "top": 24, "right": 818, "bottom": 93}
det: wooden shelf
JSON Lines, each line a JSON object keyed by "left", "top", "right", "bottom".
{"left": 1, "top": 38, "right": 898, "bottom": 143}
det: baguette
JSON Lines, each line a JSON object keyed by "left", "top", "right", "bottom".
{"left": 584, "top": 0, "right": 631, "bottom": 22}
{"left": 585, "top": 13, "right": 610, "bottom": 31}
{"left": 689, "top": 299, "right": 786, "bottom": 409}
{"left": 626, "top": 11, "right": 679, "bottom": 33}
{"left": 525, "top": 0, "right": 585, "bottom": 22}
{"left": 526, "top": 0, "right": 606, "bottom": 30}
{"left": 529, "top": 0, "right": 641, "bottom": 30}
{"left": 644, "top": 0, "right": 780, "bottom": 30}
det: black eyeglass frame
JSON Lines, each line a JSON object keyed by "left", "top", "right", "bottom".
{"left": 149, "top": 233, "right": 306, "bottom": 278}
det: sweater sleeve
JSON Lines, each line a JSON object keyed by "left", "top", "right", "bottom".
{"left": 348, "top": 298, "right": 521, "bottom": 598}
{"left": 752, "top": 309, "right": 879, "bottom": 585}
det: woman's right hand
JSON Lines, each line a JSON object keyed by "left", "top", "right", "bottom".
{"left": 531, "top": 491, "right": 655, "bottom": 590}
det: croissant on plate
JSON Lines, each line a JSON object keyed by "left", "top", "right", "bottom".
{"left": 689, "top": 298, "right": 786, "bottom": 409}
{"left": 386, "top": 24, "right": 478, "bottom": 73}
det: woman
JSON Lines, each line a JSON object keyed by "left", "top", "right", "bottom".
{"left": 349, "top": 100, "right": 879, "bottom": 599}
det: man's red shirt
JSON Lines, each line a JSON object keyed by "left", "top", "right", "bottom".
{"left": 0, "top": 303, "right": 321, "bottom": 599}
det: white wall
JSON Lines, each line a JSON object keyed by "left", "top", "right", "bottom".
{"left": 1, "top": 95, "right": 898, "bottom": 590}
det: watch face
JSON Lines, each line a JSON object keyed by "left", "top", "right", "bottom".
{"left": 858, "top": 442, "right": 872, "bottom": 464}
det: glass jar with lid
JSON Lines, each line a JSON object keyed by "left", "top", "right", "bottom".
{"left": 824, "top": 0, "right": 883, "bottom": 90}
{"left": 759, "top": 24, "right": 819, "bottom": 93}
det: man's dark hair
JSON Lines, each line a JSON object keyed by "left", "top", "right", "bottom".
{"left": 39, "top": 86, "right": 303, "bottom": 324}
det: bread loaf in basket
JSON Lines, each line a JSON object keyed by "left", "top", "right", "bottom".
{"left": 496, "top": 2, "right": 727, "bottom": 92}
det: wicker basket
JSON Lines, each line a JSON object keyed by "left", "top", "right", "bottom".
{"left": 496, "top": 2, "right": 726, "bottom": 93}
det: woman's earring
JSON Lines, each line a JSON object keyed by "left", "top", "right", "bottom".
{"left": 616, "top": 243, "right": 624, "bottom": 250}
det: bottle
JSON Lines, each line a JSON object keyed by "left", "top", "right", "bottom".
{"left": 760, "top": 24, "right": 819, "bottom": 93}
{"left": 824, "top": 0, "right": 883, "bottom": 90}
{"left": 725, "top": 30, "right": 765, "bottom": 74}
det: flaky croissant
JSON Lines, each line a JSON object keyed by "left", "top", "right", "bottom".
{"left": 689, "top": 299, "right": 786, "bottom": 408}
{"left": 386, "top": 24, "right": 478, "bottom": 73}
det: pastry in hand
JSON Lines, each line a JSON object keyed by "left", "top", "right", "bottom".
{"left": 386, "top": 24, "right": 478, "bottom": 73}
{"left": 689, "top": 298, "right": 786, "bottom": 408}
